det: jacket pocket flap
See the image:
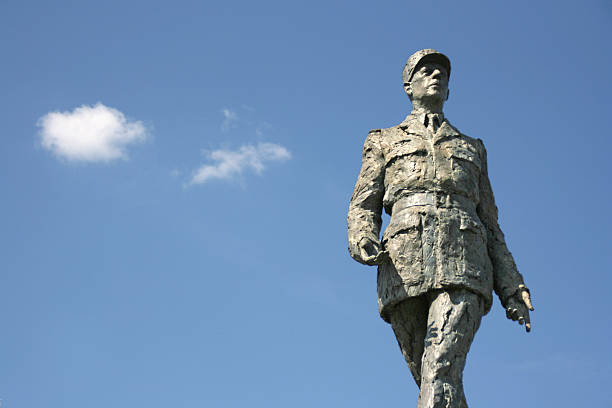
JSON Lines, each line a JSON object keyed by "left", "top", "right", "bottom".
{"left": 383, "top": 211, "right": 421, "bottom": 242}
{"left": 451, "top": 145, "right": 481, "bottom": 170}
{"left": 385, "top": 142, "right": 427, "bottom": 165}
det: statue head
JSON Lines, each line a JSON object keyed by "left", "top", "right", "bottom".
{"left": 403, "top": 49, "right": 451, "bottom": 110}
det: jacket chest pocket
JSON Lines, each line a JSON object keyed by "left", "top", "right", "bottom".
{"left": 384, "top": 140, "right": 429, "bottom": 179}
{"left": 449, "top": 144, "right": 481, "bottom": 170}
{"left": 445, "top": 143, "right": 481, "bottom": 193}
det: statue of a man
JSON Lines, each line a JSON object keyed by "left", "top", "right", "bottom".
{"left": 347, "top": 49, "right": 534, "bottom": 408}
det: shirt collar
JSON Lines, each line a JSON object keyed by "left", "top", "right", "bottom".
{"left": 402, "top": 110, "right": 445, "bottom": 126}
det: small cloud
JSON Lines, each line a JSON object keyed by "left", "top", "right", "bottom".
{"left": 255, "top": 121, "right": 272, "bottom": 137}
{"left": 170, "top": 169, "right": 181, "bottom": 177}
{"left": 189, "top": 142, "right": 291, "bottom": 185}
{"left": 221, "top": 108, "right": 238, "bottom": 131}
{"left": 38, "top": 103, "right": 147, "bottom": 162}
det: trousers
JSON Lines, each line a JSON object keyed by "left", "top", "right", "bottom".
{"left": 388, "top": 289, "right": 484, "bottom": 408}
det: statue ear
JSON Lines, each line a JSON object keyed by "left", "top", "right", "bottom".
{"left": 445, "top": 88, "right": 450, "bottom": 101}
{"left": 404, "top": 82, "right": 412, "bottom": 98}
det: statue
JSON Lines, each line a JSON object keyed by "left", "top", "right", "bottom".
{"left": 347, "top": 49, "right": 534, "bottom": 408}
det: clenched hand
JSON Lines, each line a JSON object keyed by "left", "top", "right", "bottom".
{"left": 357, "top": 237, "right": 389, "bottom": 266}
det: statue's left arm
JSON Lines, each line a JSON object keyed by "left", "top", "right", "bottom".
{"left": 476, "top": 139, "right": 534, "bottom": 332}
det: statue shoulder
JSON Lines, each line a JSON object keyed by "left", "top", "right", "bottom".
{"left": 446, "top": 122, "right": 484, "bottom": 151}
{"left": 360, "top": 128, "right": 384, "bottom": 154}
{"left": 461, "top": 132, "right": 482, "bottom": 146}
{"left": 374, "top": 123, "right": 407, "bottom": 136}
{"left": 364, "top": 128, "right": 382, "bottom": 144}
{"left": 442, "top": 119, "right": 486, "bottom": 158}
{"left": 458, "top": 131, "right": 487, "bottom": 160}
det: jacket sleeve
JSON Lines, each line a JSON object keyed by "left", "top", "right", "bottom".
{"left": 476, "top": 139, "right": 525, "bottom": 307}
{"left": 347, "top": 129, "right": 386, "bottom": 263}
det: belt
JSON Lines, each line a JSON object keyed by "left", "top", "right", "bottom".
{"left": 392, "top": 192, "right": 475, "bottom": 213}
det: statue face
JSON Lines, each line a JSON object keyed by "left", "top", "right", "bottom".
{"left": 408, "top": 61, "right": 449, "bottom": 105}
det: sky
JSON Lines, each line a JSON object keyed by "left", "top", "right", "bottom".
{"left": 1, "top": 1, "right": 611, "bottom": 407}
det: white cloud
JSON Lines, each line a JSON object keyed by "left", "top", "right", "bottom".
{"left": 221, "top": 108, "right": 238, "bottom": 131}
{"left": 38, "top": 103, "right": 147, "bottom": 162}
{"left": 189, "top": 142, "right": 291, "bottom": 185}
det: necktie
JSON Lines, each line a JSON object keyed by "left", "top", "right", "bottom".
{"left": 426, "top": 114, "right": 440, "bottom": 133}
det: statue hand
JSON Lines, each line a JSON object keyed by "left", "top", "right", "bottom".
{"left": 357, "top": 237, "right": 389, "bottom": 266}
{"left": 504, "top": 284, "right": 534, "bottom": 333}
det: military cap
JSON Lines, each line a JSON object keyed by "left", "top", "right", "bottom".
{"left": 402, "top": 49, "right": 451, "bottom": 84}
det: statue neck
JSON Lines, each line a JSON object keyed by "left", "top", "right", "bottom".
{"left": 410, "top": 98, "right": 445, "bottom": 115}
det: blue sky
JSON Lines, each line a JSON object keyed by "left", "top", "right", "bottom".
{"left": 1, "top": 1, "right": 611, "bottom": 407}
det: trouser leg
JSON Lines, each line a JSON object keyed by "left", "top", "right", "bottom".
{"left": 417, "top": 289, "right": 484, "bottom": 408}
{"left": 388, "top": 296, "right": 429, "bottom": 386}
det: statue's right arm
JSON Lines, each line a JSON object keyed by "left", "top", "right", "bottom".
{"left": 347, "top": 129, "right": 385, "bottom": 265}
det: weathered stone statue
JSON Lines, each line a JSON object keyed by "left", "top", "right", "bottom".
{"left": 347, "top": 49, "right": 534, "bottom": 408}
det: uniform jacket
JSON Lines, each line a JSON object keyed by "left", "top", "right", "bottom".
{"left": 347, "top": 112, "right": 525, "bottom": 322}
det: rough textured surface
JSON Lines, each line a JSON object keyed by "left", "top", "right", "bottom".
{"left": 348, "top": 115, "right": 524, "bottom": 322}
{"left": 347, "top": 49, "right": 534, "bottom": 408}
{"left": 390, "top": 290, "right": 483, "bottom": 408}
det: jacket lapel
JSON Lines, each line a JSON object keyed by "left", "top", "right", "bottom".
{"left": 399, "top": 114, "right": 428, "bottom": 139}
{"left": 433, "top": 119, "right": 461, "bottom": 144}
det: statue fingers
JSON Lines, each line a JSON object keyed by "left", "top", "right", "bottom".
{"left": 519, "top": 284, "right": 534, "bottom": 311}
{"left": 359, "top": 248, "right": 376, "bottom": 265}
{"left": 522, "top": 291, "right": 534, "bottom": 311}
{"left": 358, "top": 242, "right": 372, "bottom": 262}
{"left": 374, "top": 250, "right": 389, "bottom": 265}
{"left": 524, "top": 313, "right": 531, "bottom": 333}
{"left": 359, "top": 247, "right": 370, "bottom": 263}
{"left": 363, "top": 254, "right": 378, "bottom": 266}
{"left": 517, "top": 306, "right": 529, "bottom": 325}
{"left": 360, "top": 238, "right": 379, "bottom": 255}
